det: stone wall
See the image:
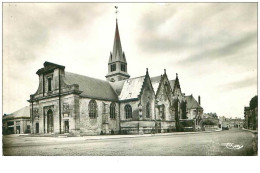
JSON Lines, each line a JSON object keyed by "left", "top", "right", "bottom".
{"left": 31, "top": 94, "right": 79, "bottom": 134}
{"left": 79, "top": 98, "right": 120, "bottom": 135}
{"left": 160, "top": 121, "right": 176, "bottom": 132}
{"left": 120, "top": 120, "right": 155, "bottom": 134}
{"left": 119, "top": 100, "right": 140, "bottom": 121}
{"left": 140, "top": 76, "right": 156, "bottom": 120}
{"left": 155, "top": 76, "right": 174, "bottom": 121}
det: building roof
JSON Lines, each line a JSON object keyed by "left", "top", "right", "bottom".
{"left": 150, "top": 76, "right": 162, "bottom": 94}
{"left": 185, "top": 95, "right": 203, "bottom": 109}
{"left": 64, "top": 72, "right": 118, "bottom": 101}
{"left": 3, "top": 106, "right": 30, "bottom": 120}
{"left": 150, "top": 76, "right": 177, "bottom": 95}
{"left": 109, "top": 80, "right": 126, "bottom": 96}
{"left": 119, "top": 76, "right": 145, "bottom": 101}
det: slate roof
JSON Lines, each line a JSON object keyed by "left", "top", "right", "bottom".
{"left": 150, "top": 76, "right": 162, "bottom": 94}
{"left": 64, "top": 72, "right": 118, "bottom": 101}
{"left": 118, "top": 76, "right": 145, "bottom": 101}
{"left": 3, "top": 106, "right": 30, "bottom": 120}
{"left": 150, "top": 76, "right": 176, "bottom": 94}
{"left": 169, "top": 80, "right": 176, "bottom": 90}
{"left": 109, "top": 80, "right": 126, "bottom": 96}
{"left": 185, "top": 95, "right": 203, "bottom": 109}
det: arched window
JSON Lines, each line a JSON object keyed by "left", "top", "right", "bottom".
{"left": 110, "top": 102, "right": 116, "bottom": 119}
{"left": 161, "top": 104, "right": 165, "bottom": 119}
{"left": 125, "top": 105, "right": 132, "bottom": 119}
{"left": 146, "top": 102, "right": 150, "bottom": 118}
{"left": 89, "top": 99, "right": 97, "bottom": 118}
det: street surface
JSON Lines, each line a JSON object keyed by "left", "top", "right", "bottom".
{"left": 2, "top": 128, "right": 257, "bottom": 156}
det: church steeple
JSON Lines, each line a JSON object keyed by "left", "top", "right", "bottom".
{"left": 109, "top": 20, "right": 126, "bottom": 63}
{"left": 106, "top": 19, "right": 130, "bottom": 82}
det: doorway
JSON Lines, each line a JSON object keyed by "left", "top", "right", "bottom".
{"left": 47, "top": 109, "right": 54, "bottom": 133}
{"left": 64, "top": 120, "right": 69, "bottom": 133}
{"left": 16, "top": 126, "right": 20, "bottom": 134}
{"left": 156, "top": 122, "right": 161, "bottom": 133}
{"left": 36, "top": 123, "right": 39, "bottom": 133}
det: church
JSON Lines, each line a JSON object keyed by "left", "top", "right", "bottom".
{"left": 28, "top": 19, "right": 203, "bottom": 135}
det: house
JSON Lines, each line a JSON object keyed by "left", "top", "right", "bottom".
{"left": 2, "top": 106, "right": 31, "bottom": 134}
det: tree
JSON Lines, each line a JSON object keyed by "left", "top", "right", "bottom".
{"left": 250, "top": 96, "right": 258, "bottom": 109}
{"left": 249, "top": 95, "right": 257, "bottom": 130}
{"left": 181, "top": 101, "right": 187, "bottom": 119}
{"left": 206, "top": 112, "right": 218, "bottom": 119}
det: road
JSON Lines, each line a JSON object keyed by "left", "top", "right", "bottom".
{"left": 2, "top": 128, "right": 257, "bottom": 156}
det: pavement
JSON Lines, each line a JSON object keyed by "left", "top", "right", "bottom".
{"left": 3, "top": 128, "right": 257, "bottom": 156}
{"left": 3, "top": 129, "right": 223, "bottom": 147}
{"left": 23, "top": 128, "right": 223, "bottom": 139}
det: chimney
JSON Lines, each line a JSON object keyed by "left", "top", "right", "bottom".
{"left": 198, "top": 96, "right": 201, "bottom": 105}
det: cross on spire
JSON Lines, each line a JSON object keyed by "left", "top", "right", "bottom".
{"left": 115, "top": 6, "right": 118, "bottom": 19}
{"left": 105, "top": 9, "right": 130, "bottom": 82}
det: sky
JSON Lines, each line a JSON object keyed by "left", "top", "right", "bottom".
{"left": 3, "top": 3, "right": 257, "bottom": 118}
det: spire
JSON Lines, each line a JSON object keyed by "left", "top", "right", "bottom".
{"left": 106, "top": 14, "right": 130, "bottom": 82}
{"left": 110, "top": 19, "right": 125, "bottom": 63}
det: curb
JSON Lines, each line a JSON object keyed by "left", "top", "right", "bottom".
{"left": 17, "top": 129, "right": 222, "bottom": 140}
{"left": 242, "top": 128, "right": 258, "bottom": 134}
{"left": 3, "top": 130, "right": 223, "bottom": 147}
{"left": 81, "top": 130, "right": 222, "bottom": 141}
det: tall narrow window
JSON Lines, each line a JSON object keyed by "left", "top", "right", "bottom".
{"left": 121, "top": 64, "right": 125, "bottom": 72}
{"left": 110, "top": 103, "right": 116, "bottom": 119}
{"left": 48, "top": 77, "right": 52, "bottom": 92}
{"left": 111, "top": 64, "right": 116, "bottom": 72}
{"left": 161, "top": 104, "right": 165, "bottom": 119}
{"left": 89, "top": 100, "right": 97, "bottom": 118}
{"left": 146, "top": 102, "right": 150, "bottom": 118}
{"left": 125, "top": 105, "right": 132, "bottom": 119}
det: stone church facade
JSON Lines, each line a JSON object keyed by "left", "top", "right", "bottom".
{"left": 28, "top": 20, "right": 203, "bottom": 135}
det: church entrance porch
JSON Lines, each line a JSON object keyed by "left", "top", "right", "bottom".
{"left": 47, "top": 109, "right": 54, "bottom": 133}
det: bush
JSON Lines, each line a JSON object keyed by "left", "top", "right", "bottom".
{"left": 179, "top": 120, "right": 195, "bottom": 132}
{"left": 180, "top": 120, "right": 194, "bottom": 127}
{"left": 202, "top": 119, "right": 217, "bottom": 126}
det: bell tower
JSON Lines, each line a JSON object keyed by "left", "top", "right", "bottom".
{"left": 105, "top": 19, "right": 130, "bottom": 82}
